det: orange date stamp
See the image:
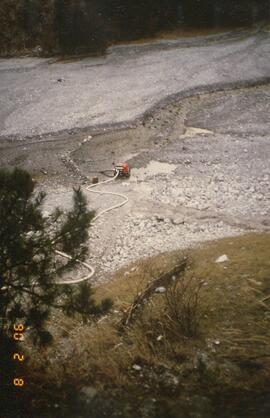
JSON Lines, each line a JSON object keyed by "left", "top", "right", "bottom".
{"left": 13, "top": 324, "right": 25, "bottom": 387}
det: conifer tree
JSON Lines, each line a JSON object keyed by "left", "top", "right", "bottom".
{"left": 0, "top": 167, "right": 113, "bottom": 415}
{"left": 0, "top": 168, "right": 112, "bottom": 343}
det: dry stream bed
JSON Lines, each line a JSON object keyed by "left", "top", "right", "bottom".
{"left": 0, "top": 83, "right": 270, "bottom": 284}
{"left": 1, "top": 28, "right": 270, "bottom": 418}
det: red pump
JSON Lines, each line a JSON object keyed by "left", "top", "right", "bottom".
{"left": 114, "top": 162, "right": 131, "bottom": 178}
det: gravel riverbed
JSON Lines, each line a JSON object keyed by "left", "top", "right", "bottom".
{"left": 0, "top": 29, "right": 269, "bottom": 284}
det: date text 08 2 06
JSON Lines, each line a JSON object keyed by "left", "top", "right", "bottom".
{"left": 13, "top": 324, "right": 25, "bottom": 387}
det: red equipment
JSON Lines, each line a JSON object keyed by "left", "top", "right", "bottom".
{"left": 114, "top": 162, "right": 130, "bottom": 178}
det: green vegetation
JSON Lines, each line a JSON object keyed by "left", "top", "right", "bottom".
{"left": 0, "top": 168, "right": 112, "bottom": 416}
{"left": 27, "top": 233, "right": 270, "bottom": 417}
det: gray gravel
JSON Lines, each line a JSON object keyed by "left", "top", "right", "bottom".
{"left": 39, "top": 85, "right": 270, "bottom": 284}
{"left": 0, "top": 29, "right": 270, "bottom": 139}
{"left": 1, "top": 29, "right": 270, "bottom": 284}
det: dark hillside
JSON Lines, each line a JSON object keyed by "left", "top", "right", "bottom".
{"left": 0, "top": 1, "right": 269, "bottom": 56}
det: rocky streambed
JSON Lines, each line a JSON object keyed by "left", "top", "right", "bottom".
{"left": 0, "top": 29, "right": 269, "bottom": 284}
{"left": 3, "top": 83, "right": 267, "bottom": 285}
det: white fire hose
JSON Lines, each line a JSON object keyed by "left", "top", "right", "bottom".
{"left": 56, "top": 170, "right": 129, "bottom": 284}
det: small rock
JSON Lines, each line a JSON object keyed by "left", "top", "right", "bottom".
{"left": 215, "top": 254, "right": 229, "bottom": 263}
{"left": 132, "top": 364, "right": 142, "bottom": 371}
{"left": 155, "top": 214, "right": 165, "bottom": 222}
{"left": 171, "top": 215, "right": 185, "bottom": 225}
{"left": 155, "top": 286, "right": 166, "bottom": 294}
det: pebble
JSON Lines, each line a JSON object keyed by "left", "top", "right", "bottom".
{"left": 215, "top": 254, "right": 229, "bottom": 263}
{"left": 155, "top": 286, "right": 166, "bottom": 293}
{"left": 171, "top": 215, "right": 185, "bottom": 225}
{"left": 132, "top": 364, "right": 142, "bottom": 371}
{"left": 155, "top": 214, "right": 165, "bottom": 222}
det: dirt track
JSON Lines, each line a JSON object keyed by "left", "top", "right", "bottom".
{"left": 0, "top": 29, "right": 269, "bottom": 283}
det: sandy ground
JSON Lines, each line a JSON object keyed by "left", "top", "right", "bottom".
{"left": 0, "top": 29, "right": 270, "bottom": 284}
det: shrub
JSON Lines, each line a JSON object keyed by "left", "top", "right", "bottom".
{"left": 164, "top": 276, "right": 205, "bottom": 338}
